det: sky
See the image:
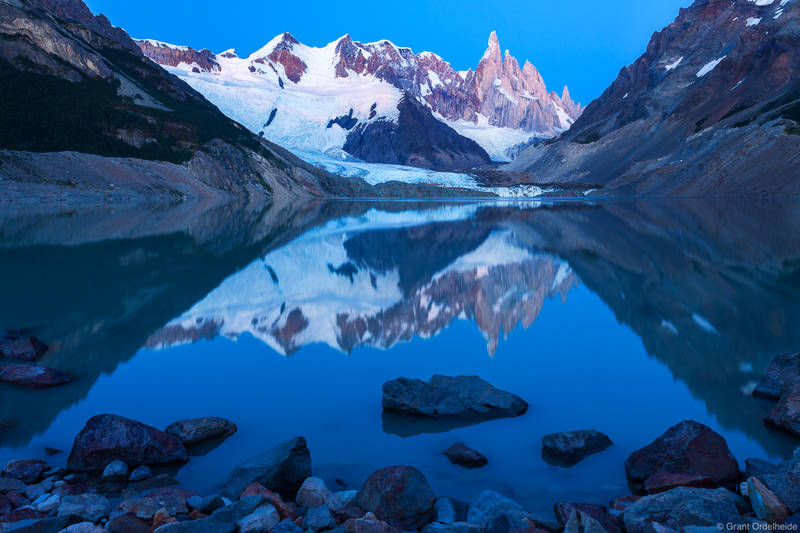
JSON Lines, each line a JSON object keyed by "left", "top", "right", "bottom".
{"left": 85, "top": 0, "right": 691, "bottom": 105}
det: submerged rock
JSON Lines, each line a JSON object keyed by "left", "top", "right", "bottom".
{"left": 541, "top": 430, "right": 613, "bottom": 467}
{"left": 443, "top": 443, "right": 488, "bottom": 469}
{"left": 222, "top": 436, "right": 310, "bottom": 500}
{"left": 165, "top": 417, "right": 237, "bottom": 447}
{"left": 381, "top": 375, "right": 528, "bottom": 421}
{"left": 0, "top": 336, "right": 48, "bottom": 362}
{"left": 67, "top": 414, "right": 188, "bottom": 471}
{"left": 0, "top": 364, "right": 71, "bottom": 388}
{"left": 356, "top": 466, "right": 436, "bottom": 530}
{"left": 624, "top": 420, "right": 740, "bottom": 494}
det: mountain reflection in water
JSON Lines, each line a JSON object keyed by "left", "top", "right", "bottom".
{"left": 0, "top": 198, "right": 799, "bottom": 510}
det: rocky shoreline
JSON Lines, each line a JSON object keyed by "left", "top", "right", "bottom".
{"left": 3, "top": 346, "right": 800, "bottom": 533}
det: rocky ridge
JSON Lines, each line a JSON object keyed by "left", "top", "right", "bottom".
{"left": 507, "top": 0, "right": 800, "bottom": 195}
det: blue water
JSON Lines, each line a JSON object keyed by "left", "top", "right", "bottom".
{"left": 0, "top": 199, "right": 798, "bottom": 514}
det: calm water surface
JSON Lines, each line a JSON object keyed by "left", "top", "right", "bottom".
{"left": 1, "top": 199, "right": 799, "bottom": 513}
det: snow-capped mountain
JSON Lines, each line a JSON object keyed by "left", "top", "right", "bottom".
{"left": 136, "top": 32, "right": 582, "bottom": 164}
{"left": 145, "top": 207, "right": 578, "bottom": 356}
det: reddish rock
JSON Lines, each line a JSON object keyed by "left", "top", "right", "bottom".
{"left": 165, "top": 417, "right": 237, "bottom": 446}
{"left": 67, "top": 414, "right": 188, "bottom": 471}
{"left": 541, "top": 430, "right": 613, "bottom": 467}
{"left": 263, "top": 33, "right": 308, "bottom": 83}
{"left": 0, "top": 336, "right": 48, "bottom": 361}
{"left": 2, "top": 459, "right": 49, "bottom": 484}
{"left": 189, "top": 509, "right": 207, "bottom": 520}
{"left": 107, "top": 513, "right": 151, "bottom": 533}
{"left": 5, "top": 505, "right": 43, "bottom": 522}
{"left": 356, "top": 466, "right": 436, "bottom": 530}
{"left": 748, "top": 477, "right": 790, "bottom": 523}
{"left": 134, "top": 40, "right": 220, "bottom": 73}
{"left": 624, "top": 420, "right": 740, "bottom": 494}
{"left": 753, "top": 353, "right": 800, "bottom": 400}
{"left": 5, "top": 491, "right": 29, "bottom": 509}
{"left": 609, "top": 495, "right": 641, "bottom": 512}
{"left": 643, "top": 472, "right": 716, "bottom": 494}
{"left": 0, "top": 364, "right": 71, "bottom": 388}
{"left": 554, "top": 503, "right": 620, "bottom": 533}
{"left": 151, "top": 508, "right": 176, "bottom": 530}
{"left": 240, "top": 483, "right": 295, "bottom": 520}
{"left": 335, "top": 504, "right": 366, "bottom": 524}
{"left": 342, "top": 517, "right": 402, "bottom": 533}
{"left": 443, "top": 443, "right": 488, "bottom": 469}
{"left": 765, "top": 384, "right": 800, "bottom": 438}
{"left": 0, "top": 493, "right": 11, "bottom": 515}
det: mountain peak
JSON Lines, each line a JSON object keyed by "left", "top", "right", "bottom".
{"left": 488, "top": 31, "right": 499, "bottom": 49}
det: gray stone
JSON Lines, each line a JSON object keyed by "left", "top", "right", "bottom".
{"left": 382, "top": 375, "right": 528, "bottom": 421}
{"left": 760, "top": 471, "right": 800, "bottom": 513}
{"left": 236, "top": 503, "right": 281, "bottom": 533}
{"left": 564, "top": 511, "right": 609, "bottom": 533}
{"left": 208, "top": 494, "right": 265, "bottom": 524}
{"left": 466, "top": 491, "right": 524, "bottom": 528}
{"left": 25, "top": 481, "right": 52, "bottom": 501}
{"left": 297, "top": 477, "right": 331, "bottom": 509}
{"left": 273, "top": 518, "right": 305, "bottom": 533}
{"left": 0, "top": 478, "right": 25, "bottom": 493}
{"left": 621, "top": 487, "right": 745, "bottom": 533}
{"left": 165, "top": 417, "right": 237, "bottom": 447}
{"left": 60, "top": 523, "right": 105, "bottom": 532}
{"left": 541, "top": 430, "right": 613, "bottom": 467}
{"left": 34, "top": 494, "right": 59, "bottom": 513}
{"left": 304, "top": 505, "right": 335, "bottom": 530}
{"left": 129, "top": 465, "right": 152, "bottom": 482}
{"left": 328, "top": 490, "right": 357, "bottom": 512}
{"left": 186, "top": 496, "right": 203, "bottom": 512}
{"left": 434, "top": 498, "right": 457, "bottom": 524}
{"left": 196, "top": 495, "right": 226, "bottom": 515}
{"left": 154, "top": 519, "right": 236, "bottom": 533}
{"left": 744, "top": 458, "right": 780, "bottom": 480}
{"left": 422, "top": 522, "right": 484, "bottom": 533}
{"left": 2, "top": 516, "right": 70, "bottom": 533}
{"left": 102, "top": 460, "right": 129, "bottom": 481}
{"left": 356, "top": 466, "right": 435, "bottom": 531}
{"left": 57, "top": 494, "right": 110, "bottom": 523}
{"left": 222, "top": 437, "right": 311, "bottom": 500}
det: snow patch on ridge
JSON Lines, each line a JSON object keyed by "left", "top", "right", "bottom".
{"left": 696, "top": 56, "right": 727, "bottom": 77}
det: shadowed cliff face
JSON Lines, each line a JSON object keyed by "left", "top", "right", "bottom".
{"left": 1, "top": 199, "right": 799, "bottom": 458}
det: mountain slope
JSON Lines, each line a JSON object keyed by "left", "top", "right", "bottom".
{"left": 136, "top": 32, "right": 581, "bottom": 164}
{"left": 0, "top": 0, "right": 377, "bottom": 202}
{"left": 507, "top": 0, "right": 800, "bottom": 195}
{"left": 343, "top": 94, "right": 491, "bottom": 169}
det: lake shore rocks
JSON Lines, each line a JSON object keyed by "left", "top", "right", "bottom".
{"left": 222, "top": 437, "right": 310, "bottom": 500}
{"left": 442, "top": 443, "right": 487, "bottom": 469}
{"left": 381, "top": 375, "right": 528, "bottom": 421}
{"left": 3, "top": 413, "right": 800, "bottom": 533}
{"left": 754, "top": 354, "right": 800, "bottom": 439}
{"left": 624, "top": 420, "right": 741, "bottom": 494}
{"left": 0, "top": 364, "right": 71, "bottom": 388}
{"left": 67, "top": 414, "right": 188, "bottom": 471}
{"left": 541, "top": 430, "right": 613, "bottom": 467}
{"left": 165, "top": 418, "right": 237, "bottom": 447}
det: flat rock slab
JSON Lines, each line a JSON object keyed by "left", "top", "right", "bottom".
{"left": 165, "top": 417, "right": 237, "bottom": 446}
{"left": 67, "top": 414, "right": 188, "bottom": 471}
{"left": 382, "top": 375, "right": 528, "bottom": 421}
{"left": 541, "top": 430, "right": 612, "bottom": 467}
{"left": 0, "top": 364, "right": 71, "bottom": 388}
{"left": 2, "top": 459, "right": 49, "bottom": 484}
{"left": 443, "top": 443, "right": 488, "bottom": 469}
{"left": 765, "top": 383, "right": 800, "bottom": 438}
